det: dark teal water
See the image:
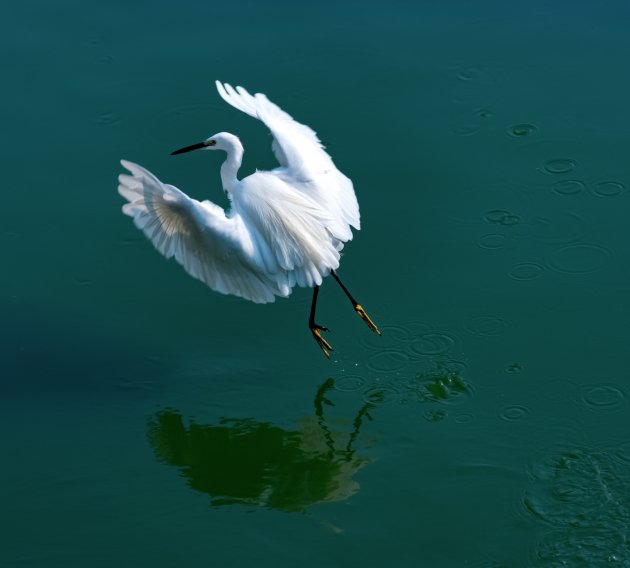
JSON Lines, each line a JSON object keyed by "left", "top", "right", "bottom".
{"left": 4, "top": 1, "right": 630, "bottom": 566}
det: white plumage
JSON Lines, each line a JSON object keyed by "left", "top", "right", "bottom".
{"left": 118, "top": 81, "right": 360, "bottom": 304}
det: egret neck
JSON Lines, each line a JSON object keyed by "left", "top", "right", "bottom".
{"left": 220, "top": 135, "right": 244, "bottom": 193}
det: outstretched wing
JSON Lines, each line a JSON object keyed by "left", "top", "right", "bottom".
{"left": 117, "top": 160, "right": 288, "bottom": 304}
{"left": 216, "top": 81, "right": 332, "bottom": 180}
{"left": 215, "top": 81, "right": 360, "bottom": 241}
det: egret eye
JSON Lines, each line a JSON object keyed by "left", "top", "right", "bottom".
{"left": 206, "top": 140, "right": 216, "bottom": 146}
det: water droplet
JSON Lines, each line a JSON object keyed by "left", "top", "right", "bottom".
{"left": 508, "top": 123, "right": 537, "bottom": 137}
{"left": 552, "top": 179, "right": 585, "bottom": 195}
{"left": 478, "top": 233, "right": 506, "bottom": 249}
{"left": 505, "top": 363, "right": 522, "bottom": 374}
{"left": 543, "top": 158, "right": 577, "bottom": 174}
{"left": 499, "top": 405, "right": 529, "bottom": 421}
{"left": 592, "top": 181, "right": 625, "bottom": 197}
{"left": 548, "top": 243, "right": 611, "bottom": 274}
{"left": 408, "top": 333, "right": 454, "bottom": 356}
{"left": 508, "top": 262, "right": 544, "bottom": 281}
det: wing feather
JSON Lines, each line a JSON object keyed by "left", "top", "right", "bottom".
{"left": 216, "top": 81, "right": 361, "bottom": 239}
{"left": 118, "top": 160, "right": 287, "bottom": 304}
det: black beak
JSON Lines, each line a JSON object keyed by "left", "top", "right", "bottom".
{"left": 170, "top": 141, "right": 207, "bottom": 156}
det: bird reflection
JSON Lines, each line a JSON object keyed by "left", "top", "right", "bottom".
{"left": 147, "top": 379, "right": 373, "bottom": 512}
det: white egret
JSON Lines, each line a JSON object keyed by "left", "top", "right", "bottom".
{"left": 118, "top": 81, "right": 380, "bottom": 357}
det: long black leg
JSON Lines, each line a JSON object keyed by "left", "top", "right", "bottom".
{"left": 309, "top": 285, "right": 333, "bottom": 357}
{"left": 331, "top": 270, "right": 381, "bottom": 335}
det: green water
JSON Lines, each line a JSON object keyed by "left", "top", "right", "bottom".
{"left": 4, "top": 1, "right": 630, "bottom": 566}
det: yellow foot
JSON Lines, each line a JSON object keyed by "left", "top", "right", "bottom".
{"left": 355, "top": 305, "right": 381, "bottom": 335}
{"left": 310, "top": 325, "right": 333, "bottom": 358}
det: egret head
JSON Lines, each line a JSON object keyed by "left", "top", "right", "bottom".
{"left": 171, "top": 132, "right": 242, "bottom": 155}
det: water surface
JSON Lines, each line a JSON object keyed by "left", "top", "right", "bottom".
{"left": 3, "top": 1, "right": 630, "bottom": 566}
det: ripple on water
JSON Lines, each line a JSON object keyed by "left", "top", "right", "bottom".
{"left": 400, "top": 320, "right": 435, "bottom": 340}
{"left": 464, "top": 315, "right": 509, "bottom": 337}
{"left": 592, "top": 181, "right": 625, "bottom": 197}
{"left": 478, "top": 233, "right": 506, "bottom": 249}
{"left": 457, "top": 67, "right": 488, "bottom": 82}
{"left": 359, "top": 324, "right": 409, "bottom": 349}
{"left": 576, "top": 383, "right": 626, "bottom": 413}
{"left": 612, "top": 440, "right": 630, "bottom": 465}
{"left": 412, "top": 364, "right": 473, "bottom": 405}
{"left": 548, "top": 243, "right": 612, "bottom": 274}
{"left": 449, "top": 66, "right": 499, "bottom": 108}
{"left": 524, "top": 446, "right": 630, "bottom": 566}
{"left": 499, "top": 405, "right": 529, "bottom": 422}
{"left": 366, "top": 349, "right": 409, "bottom": 373}
{"left": 454, "top": 412, "right": 474, "bottom": 424}
{"left": 407, "top": 333, "right": 455, "bottom": 357}
{"left": 508, "top": 262, "right": 544, "bottom": 281}
{"left": 542, "top": 158, "right": 577, "bottom": 175}
{"left": 450, "top": 108, "right": 494, "bottom": 136}
{"left": 361, "top": 385, "right": 400, "bottom": 405}
{"left": 507, "top": 123, "right": 537, "bottom": 137}
{"left": 532, "top": 212, "right": 586, "bottom": 245}
{"left": 450, "top": 121, "right": 482, "bottom": 137}
{"left": 423, "top": 409, "right": 447, "bottom": 422}
{"left": 334, "top": 375, "right": 367, "bottom": 392}
{"left": 483, "top": 209, "right": 520, "bottom": 226}
{"left": 505, "top": 363, "right": 522, "bottom": 374}
{"left": 551, "top": 179, "right": 585, "bottom": 196}
{"left": 95, "top": 111, "right": 121, "bottom": 125}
